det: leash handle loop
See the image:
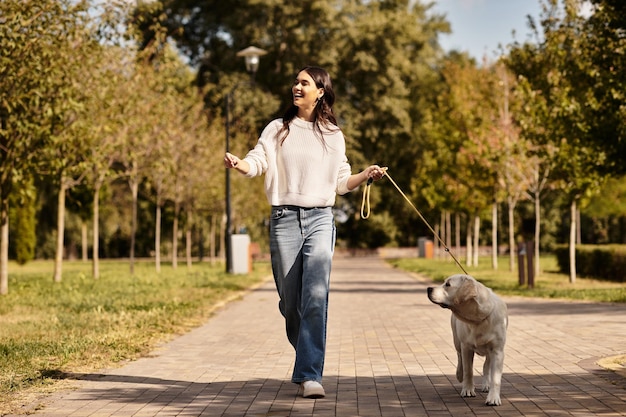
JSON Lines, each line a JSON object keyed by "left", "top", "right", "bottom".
{"left": 360, "top": 168, "right": 387, "bottom": 219}
{"left": 360, "top": 182, "right": 371, "bottom": 219}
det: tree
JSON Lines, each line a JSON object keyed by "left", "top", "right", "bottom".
{"left": 75, "top": 2, "right": 139, "bottom": 278}
{"left": 142, "top": 45, "right": 200, "bottom": 271}
{"left": 579, "top": 0, "right": 626, "bottom": 175}
{"left": 492, "top": 62, "right": 534, "bottom": 272}
{"left": 118, "top": 72, "right": 161, "bottom": 275}
{"left": 436, "top": 55, "right": 500, "bottom": 267}
{"left": 508, "top": 0, "right": 609, "bottom": 283}
{"left": 506, "top": 43, "right": 558, "bottom": 278}
{"left": 333, "top": 0, "right": 449, "bottom": 247}
{"left": 0, "top": 0, "right": 94, "bottom": 293}
{"left": 82, "top": 45, "right": 135, "bottom": 278}
{"left": 39, "top": 4, "right": 107, "bottom": 282}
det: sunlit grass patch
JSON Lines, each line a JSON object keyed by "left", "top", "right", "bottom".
{"left": 0, "top": 259, "right": 271, "bottom": 411}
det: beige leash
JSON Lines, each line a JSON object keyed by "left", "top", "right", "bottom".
{"left": 361, "top": 168, "right": 468, "bottom": 275}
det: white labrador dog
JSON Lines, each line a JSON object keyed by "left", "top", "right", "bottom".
{"left": 427, "top": 274, "right": 508, "bottom": 406}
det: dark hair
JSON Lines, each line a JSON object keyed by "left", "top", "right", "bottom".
{"left": 278, "top": 66, "right": 339, "bottom": 144}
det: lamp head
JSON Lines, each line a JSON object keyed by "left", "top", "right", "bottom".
{"left": 236, "top": 46, "right": 267, "bottom": 74}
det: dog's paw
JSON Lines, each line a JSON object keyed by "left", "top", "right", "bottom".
{"left": 481, "top": 383, "right": 490, "bottom": 392}
{"left": 460, "top": 386, "right": 476, "bottom": 397}
{"left": 485, "top": 393, "right": 502, "bottom": 406}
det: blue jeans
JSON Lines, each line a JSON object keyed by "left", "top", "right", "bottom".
{"left": 269, "top": 206, "right": 335, "bottom": 384}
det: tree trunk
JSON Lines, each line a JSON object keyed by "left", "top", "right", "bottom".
{"left": 53, "top": 181, "right": 67, "bottom": 283}
{"left": 534, "top": 195, "right": 541, "bottom": 278}
{"left": 92, "top": 182, "right": 100, "bottom": 279}
{"left": 492, "top": 201, "right": 498, "bottom": 270}
{"left": 576, "top": 207, "right": 581, "bottom": 244}
{"left": 455, "top": 213, "right": 461, "bottom": 258}
{"left": 508, "top": 200, "right": 516, "bottom": 272}
{"left": 130, "top": 179, "right": 138, "bottom": 275}
{"left": 81, "top": 221, "right": 88, "bottom": 262}
{"left": 211, "top": 215, "right": 217, "bottom": 266}
{"left": 445, "top": 210, "right": 452, "bottom": 252}
{"left": 186, "top": 208, "right": 192, "bottom": 269}
{"left": 0, "top": 199, "right": 9, "bottom": 295}
{"left": 569, "top": 200, "right": 577, "bottom": 284}
{"left": 473, "top": 214, "right": 480, "bottom": 267}
{"left": 465, "top": 217, "right": 472, "bottom": 267}
{"left": 172, "top": 201, "right": 179, "bottom": 269}
{"left": 155, "top": 204, "right": 162, "bottom": 274}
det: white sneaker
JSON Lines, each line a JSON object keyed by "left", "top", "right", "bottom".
{"left": 301, "top": 380, "right": 325, "bottom": 399}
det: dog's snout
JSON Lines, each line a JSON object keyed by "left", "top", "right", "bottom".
{"left": 427, "top": 287, "right": 433, "bottom": 296}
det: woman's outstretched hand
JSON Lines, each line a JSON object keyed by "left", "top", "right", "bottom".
{"left": 224, "top": 152, "right": 240, "bottom": 169}
{"left": 348, "top": 165, "right": 387, "bottom": 190}
{"left": 366, "top": 165, "right": 387, "bottom": 182}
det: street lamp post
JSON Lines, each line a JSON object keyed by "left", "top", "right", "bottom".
{"left": 225, "top": 46, "right": 267, "bottom": 273}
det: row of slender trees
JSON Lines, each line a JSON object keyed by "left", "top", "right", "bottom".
{"left": 1, "top": 0, "right": 242, "bottom": 294}
{"left": 1, "top": 0, "right": 624, "bottom": 294}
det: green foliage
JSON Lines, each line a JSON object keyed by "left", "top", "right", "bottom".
{"left": 580, "top": 176, "right": 626, "bottom": 244}
{"left": 502, "top": 0, "right": 626, "bottom": 279}
{"left": 332, "top": 0, "right": 449, "bottom": 245}
{"left": 578, "top": 0, "right": 626, "bottom": 175}
{"left": 338, "top": 204, "right": 397, "bottom": 248}
{"left": 9, "top": 178, "right": 37, "bottom": 265}
{"left": 507, "top": 0, "right": 618, "bottom": 195}
{"left": 425, "top": 54, "right": 499, "bottom": 213}
{"left": 584, "top": 175, "right": 626, "bottom": 218}
{"left": 0, "top": 0, "right": 91, "bottom": 199}
{"left": 0, "top": 260, "right": 271, "bottom": 403}
{"left": 0, "top": 0, "right": 100, "bottom": 292}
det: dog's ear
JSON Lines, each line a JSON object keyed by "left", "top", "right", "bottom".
{"left": 452, "top": 276, "right": 478, "bottom": 305}
{"left": 451, "top": 276, "right": 499, "bottom": 323}
{"left": 472, "top": 281, "right": 496, "bottom": 320}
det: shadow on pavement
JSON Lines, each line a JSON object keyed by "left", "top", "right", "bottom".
{"left": 41, "top": 370, "right": 624, "bottom": 416}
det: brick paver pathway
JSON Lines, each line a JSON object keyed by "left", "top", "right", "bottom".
{"left": 10, "top": 256, "right": 626, "bottom": 416}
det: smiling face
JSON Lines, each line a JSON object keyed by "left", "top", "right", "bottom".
{"left": 292, "top": 70, "right": 324, "bottom": 120}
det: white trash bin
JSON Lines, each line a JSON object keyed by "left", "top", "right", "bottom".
{"left": 231, "top": 234, "right": 251, "bottom": 274}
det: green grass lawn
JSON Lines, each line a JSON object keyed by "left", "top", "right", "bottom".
{"left": 0, "top": 259, "right": 271, "bottom": 413}
{"left": 387, "top": 255, "right": 626, "bottom": 303}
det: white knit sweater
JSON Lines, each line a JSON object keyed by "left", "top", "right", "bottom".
{"left": 243, "top": 117, "right": 355, "bottom": 207}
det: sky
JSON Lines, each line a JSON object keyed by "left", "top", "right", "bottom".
{"left": 431, "top": 0, "right": 544, "bottom": 60}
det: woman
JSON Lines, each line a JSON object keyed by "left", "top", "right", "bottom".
{"left": 224, "top": 66, "right": 385, "bottom": 399}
